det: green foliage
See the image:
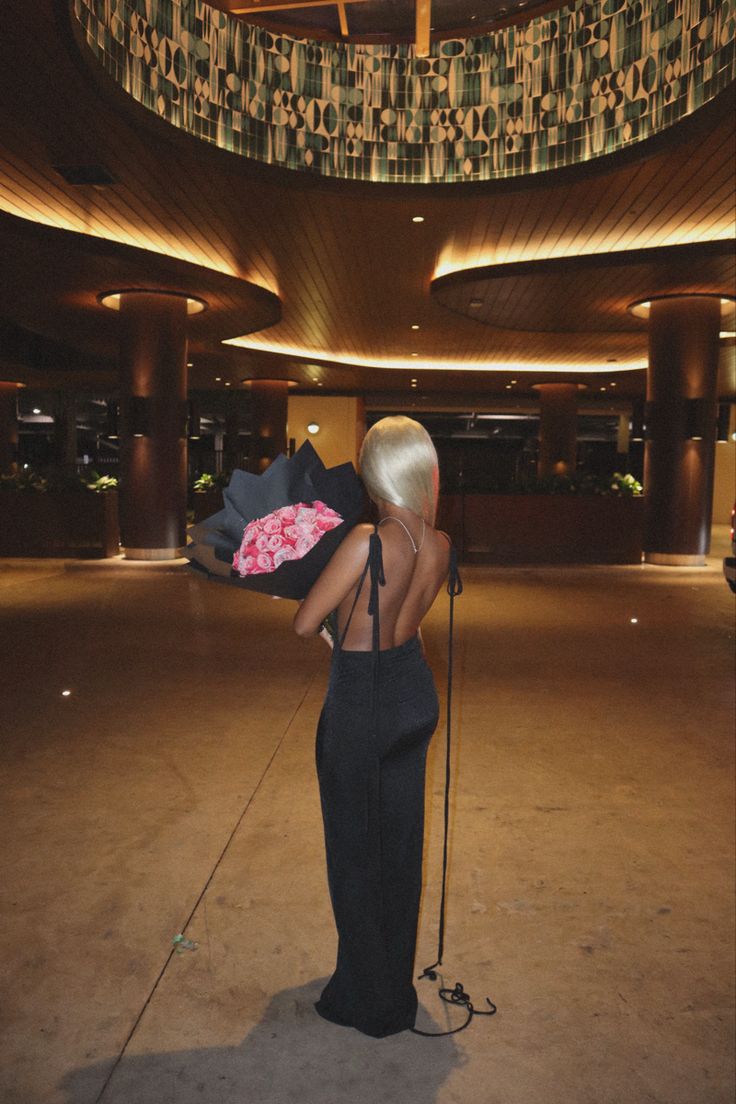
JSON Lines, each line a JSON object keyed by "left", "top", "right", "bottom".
{"left": 86, "top": 472, "right": 119, "bottom": 493}
{"left": 0, "top": 468, "right": 119, "bottom": 492}
{"left": 512, "top": 471, "right": 643, "bottom": 496}
{"left": 192, "top": 471, "right": 228, "bottom": 492}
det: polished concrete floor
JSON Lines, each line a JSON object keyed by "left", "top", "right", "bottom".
{"left": 1, "top": 530, "right": 734, "bottom": 1104}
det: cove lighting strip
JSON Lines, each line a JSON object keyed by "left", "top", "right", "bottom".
{"left": 223, "top": 336, "right": 646, "bottom": 374}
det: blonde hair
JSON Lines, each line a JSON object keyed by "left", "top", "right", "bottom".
{"left": 359, "top": 416, "right": 439, "bottom": 525}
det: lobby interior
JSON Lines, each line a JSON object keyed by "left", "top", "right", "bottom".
{"left": 0, "top": 1, "right": 735, "bottom": 1102}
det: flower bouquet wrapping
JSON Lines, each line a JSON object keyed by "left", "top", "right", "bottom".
{"left": 184, "top": 441, "right": 364, "bottom": 599}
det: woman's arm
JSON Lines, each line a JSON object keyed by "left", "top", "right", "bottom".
{"left": 293, "top": 524, "right": 372, "bottom": 637}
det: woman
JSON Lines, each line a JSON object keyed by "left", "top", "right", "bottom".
{"left": 293, "top": 415, "right": 452, "bottom": 1037}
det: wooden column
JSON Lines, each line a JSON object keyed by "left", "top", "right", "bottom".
{"left": 0, "top": 382, "right": 20, "bottom": 474}
{"left": 643, "top": 295, "right": 722, "bottom": 566}
{"left": 248, "top": 379, "right": 288, "bottom": 473}
{"left": 535, "top": 382, "right": 579, "bottom": 478}
{"left": 52, "top": 391, "right": 78, "bottom": 471}
{"left": 117, "top": 292, "right": 188, "bottom": 560}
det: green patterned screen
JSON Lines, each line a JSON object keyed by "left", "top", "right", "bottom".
{"left": 72, "top": 0, "right": 735, "bottom": 184}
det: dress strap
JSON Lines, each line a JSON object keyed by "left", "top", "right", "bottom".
{"left": 335, "top": 524, "right": 385, "bottom": 652}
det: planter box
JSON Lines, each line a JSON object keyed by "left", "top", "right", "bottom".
{"left": 192, "top": 489, "right": 223, "bottom": 523}
{"left": 0, "top": 491, "right": 120, "bottom": 558}
{"left": 437, "top": 493, "right": 644, "bottom": 565}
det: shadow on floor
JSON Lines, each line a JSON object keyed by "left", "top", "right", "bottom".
{"left": 58, "top": 979, "right": 465, "bottom": 1104}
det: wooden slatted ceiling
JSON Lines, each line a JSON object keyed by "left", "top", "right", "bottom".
{"left": 0, "top": 1, "right": 733, "bottom": 397}
{"left": 432, "top": 246, "right": 736, "bottom": 331}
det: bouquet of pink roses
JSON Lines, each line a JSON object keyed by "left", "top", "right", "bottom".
{"left": 233, "top": 500, "right": 344, "bottom": 577}
{"left": 185, "top": 441, "right": 364, "bottom": 598}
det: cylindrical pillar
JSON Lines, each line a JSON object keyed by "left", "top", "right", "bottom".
{"left": 616, "top": 412, "right": 630, "bottom": 456}
{"left": 535, "top": 383, "right": 579, "bottom": 478}
{"left": 118, "top": 292, "right": 188, "bottom": 560}
{"left": 0, "top": 382, "right": 20, "bottom": 474}
{"left": 248, "top": 380, "right": 288, "bottom": 473}
{"left": 223, "top": 400, "right": 241, "bottom": 473}
{"left": 52, "top": 391, "right": 78, "bottom": 471}
{"left": 643, "top": 295, "right": 722, "bottom": 566}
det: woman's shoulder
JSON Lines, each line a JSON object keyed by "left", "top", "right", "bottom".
{"left": 337, "top": 522, "right": 374, "bottom": 563}
{"left": 344, "top": 521, "right": 375, "bottom": 547}
{"left": 424, "top": 526, "right": 453, "bottom": 579}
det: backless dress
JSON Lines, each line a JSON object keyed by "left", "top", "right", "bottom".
{"left": 313, "top": 522, "right": 443, "bottom": 1037}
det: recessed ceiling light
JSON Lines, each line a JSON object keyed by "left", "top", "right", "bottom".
{"left": 600, "top": 386, "right": 607, "bottom": 391}
{"left": 411, "top": 352, "right": 418, "bottom": 357}
{"left": 469, "top": 299, "right": 483, "bottom": 308}
{"left": 505, "top": 384, "right": 512, "bottom": 389}
{"left": 225, "top": 381, "right": 231, "bottom": 386}
{"left": 610, "top": 382, "right": 617, "bottom": 387}
{"left": 411, "top": 324, "right": 420, "bottom": 330}
{"left": 187, "top": 361, "right": 193, "bottom": 367}
{"left": 510, "top": 379, "right": 517, "bottom": 384}
{"left": 215, "top": 376, "right": 222, "bottom": 381}
{"left": 307, "top": 422, "right": 320, "bottom": 435}
{"left": 32, "top": 407, "right": 41, "bottom": 414}
{"left": 412, "top": 216, "right": 425, "bottom": 223}
{"left": 61, "top": 689, "right": 71, "bottom": 697}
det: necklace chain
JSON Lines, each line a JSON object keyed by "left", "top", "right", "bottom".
{"left": 378, "top": 515, "right": 426, "bottom": 553}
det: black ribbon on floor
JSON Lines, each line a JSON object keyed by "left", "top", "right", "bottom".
{"left": 413, "top": 546, "right": 498, "bottom": 1037}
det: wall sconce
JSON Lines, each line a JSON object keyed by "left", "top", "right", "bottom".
{"left": 716, "top": 402, "right": 732, "bottom": 443}
{"left": 187, "top": 398, "right": 201, "bottom": 439}
{"left": 129, "top": 395, "right": 150, "bottom": 438}
{"left": 307, "top": 422, "right": 320, "bottom": 435}
{"left": 685, "top": 398, "right": 707, "bottom": 441}
{"left": 106, "top": 399, "right": 119, "bottom": 439}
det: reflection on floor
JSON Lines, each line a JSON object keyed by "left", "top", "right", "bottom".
{"left": 1, "top": 528, "right": 734, "bottom": 1104}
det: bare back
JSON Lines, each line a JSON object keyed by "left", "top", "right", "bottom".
{"left": 336, "top": 519, "right": 452, "bottom": 651}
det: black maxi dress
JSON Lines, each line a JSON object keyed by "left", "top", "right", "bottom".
{"left": 314, "top": 523, "right": 441, "bottom": 1037}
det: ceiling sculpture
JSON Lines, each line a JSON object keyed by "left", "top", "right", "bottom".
{"left": 72, "top": 0, "right": 735, "bottom": 184}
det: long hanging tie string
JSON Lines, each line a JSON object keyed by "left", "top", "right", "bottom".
{"left": 412, "top": 545, "right": 497, "bottom": 1038}
{"left": 366, "top": 530, "right": 386, "bottom": 901}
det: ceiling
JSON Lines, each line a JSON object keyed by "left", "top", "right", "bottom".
{"left": 0, "top": 0, "right": 733, "bottom": 405}
{"left": 207, "top": 0, "right": 551, "bottom": 44}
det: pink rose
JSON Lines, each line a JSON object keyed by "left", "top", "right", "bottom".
{"left": 315, "top": 515, "right": 340, "bottom": 531}
{"left": 256, "top": 552, "right": 273, "bottom": 571}
{"left": 267, "top": 534, "right": 284, "bottom": 551}
{"left": 255, "top": 533, "right": 270, "bottom": 552}
{"left": 295, "top": 534, "right": 316, "bottom": 558}
{"left": 262, "top": 516, "right": 282, "bottom": 535}
{"left": 283, "top": 525, "right": 301, "bottom": 542}
{"left": 279, "top": 505, "right": 297, "bottom": 523}
{"left": 274, "top": 545, "right": 299, "bottom": 567}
